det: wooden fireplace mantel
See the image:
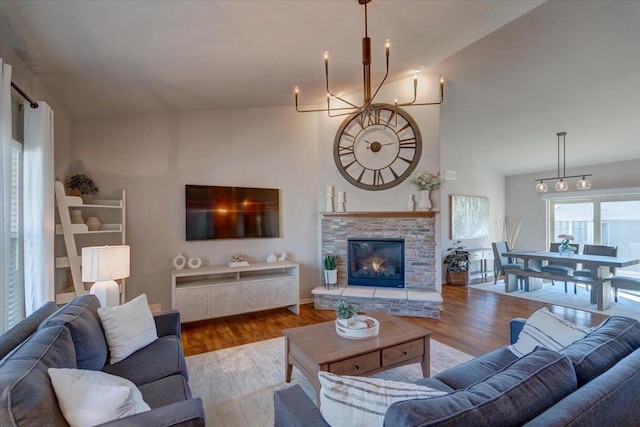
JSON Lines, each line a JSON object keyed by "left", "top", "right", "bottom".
{"left": 320, "top": 211, "right": 437, "bottom": 219}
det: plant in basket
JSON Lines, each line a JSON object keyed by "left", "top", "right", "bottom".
{"left": 444, "top": 240, "right": 470, "bottom": 286}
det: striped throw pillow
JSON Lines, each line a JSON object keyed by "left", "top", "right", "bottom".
{"left": 318, "top": 371, "right": 447, "bottom": 427}
{"left": 508, "top": 307, "right": 592, "bottom": 357}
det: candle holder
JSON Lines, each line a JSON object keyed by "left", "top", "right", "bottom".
{"left": 326, "top": 195, "right": 334, "bottom": 212}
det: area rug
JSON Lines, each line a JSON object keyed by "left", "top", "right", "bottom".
{"left": 471, "top": 280, "right": 640, "bottom": 321}
{"left": 186, "top": 336, "right": 473, "bottom": 426}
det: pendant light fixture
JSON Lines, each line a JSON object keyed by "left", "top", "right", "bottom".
{"left": 294, "top": 0, "right": 444, "bottom": 123}
{"left": 534, "top": 132, "right": 592, "bottom": 193}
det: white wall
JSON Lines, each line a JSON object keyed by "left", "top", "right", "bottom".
{"left": 506, "top": 159, "right": 640, "bottom": 251}
{"left": 71, "top": 74, "right": 445, "bottom": 307}
{"left": 72, "top": 107, "right": 319, "bottom": 309}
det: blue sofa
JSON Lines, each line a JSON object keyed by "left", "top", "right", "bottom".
{"left": 0, "top": 295, "right": 205, "bottom": 426}
{"left": 274, "top": 315, "right": 640, "bottom": 426}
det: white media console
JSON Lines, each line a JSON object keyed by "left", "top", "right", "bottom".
{"left": 171, "top": 261, "right": 300, "bottom": 323}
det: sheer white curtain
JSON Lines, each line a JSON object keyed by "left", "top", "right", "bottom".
{"left": 23, "top": 101, "right": 55, "bottom": 314}
{"left": 0, "top": 58, "right": 13, "bottom": 331}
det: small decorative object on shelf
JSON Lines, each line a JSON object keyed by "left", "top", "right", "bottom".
{"left": 68, "top": 174, "right": 99, "bottom": 204}
{"left": 267, "top": 253, "right": 278, "bottom": 263}
{"left": 173, "top": 253, "right": 187, "bottom": 270}
{"left": 85, "top": 216, "right": 101, "bottom": 231}
{"left": 323, "top": 254, "right": 338, "bottom": 287}
{"left": 228, "top": 254, "right": 250, "bottom": 267}
{"left": 187, "top": 258, "right": 202, "bottom": 269}
{"left": 336, "top": 191, "right": 346, "bottom": 212}
{"left": 334, "top": 300, "right": 358, "bottom": 328}
{"left": 278, "top": 252, "right": 287, "bottom": 262}
{"left": 326, "top": 185, "right": 334, "bottom": 212}
{"left": 558, "top": 234, "right": 576, "bottom": 256}
{"left": 70, "top": 210, "right": 84, "bottom": 224}
{"left": 408, "top": 195, "right": 415, "bottom": 211}
{"left": 444, "top": 240, "right": 470, "bottom": 286}
{"left": 410, "top": 172, "right": 444, "bottom": 211}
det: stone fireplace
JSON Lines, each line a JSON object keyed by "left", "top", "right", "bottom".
{"left": 314, "top": 211, "right": 441, "bottom": 318}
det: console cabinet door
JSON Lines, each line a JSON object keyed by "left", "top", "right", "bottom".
{"left": 269, "top": 277, "right": 299, "bottom": 307}
{"left": 175, "top": 287, "right": 211, "bottom": 322}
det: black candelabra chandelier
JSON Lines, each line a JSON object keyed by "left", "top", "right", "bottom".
{"left": 294, "top": 0, "right": 444, "bottom": 125}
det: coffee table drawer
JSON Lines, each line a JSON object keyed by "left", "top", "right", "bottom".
{"left": 382, "top": 339, "right": 424, "bottom": 367}
{"left": 329, "top": 351, "right": 381, "bottom": 375}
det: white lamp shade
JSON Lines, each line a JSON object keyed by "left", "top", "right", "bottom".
{"left": 82, "top": 245, "right": 130, "bottom": 282}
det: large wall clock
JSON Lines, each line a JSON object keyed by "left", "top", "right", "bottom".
{"left": 333, "top": 104, "right": 422, "bottom": 191}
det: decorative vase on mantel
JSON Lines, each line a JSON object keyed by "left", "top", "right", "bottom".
{"left": 417, "top": 190, "right": 432, "bottom": 211}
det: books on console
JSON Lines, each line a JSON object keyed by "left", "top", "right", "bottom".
{"left": 227, "top": 261, "right": 250, "bottom": 267}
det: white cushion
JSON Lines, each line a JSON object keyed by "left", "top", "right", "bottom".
{"left": 98, "top": 293, "right": 158, "bottom": 364}
{"left": 318, "top": 371, "right": 447, "bottom": 427}
{"left": 48, "top": 368, "right": 150, "bottom": 427}
{"left": 508, "top": 307, "right": 592, "bottom": 357}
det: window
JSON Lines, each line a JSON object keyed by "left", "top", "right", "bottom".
{"left": 548, "top": 194, "right": 640, "bottom": 278}
{"left": 8, "top": 139, "right": 24, "bottom": 328}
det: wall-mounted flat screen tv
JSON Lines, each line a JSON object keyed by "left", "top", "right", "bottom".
{"left": 186, "top": 185, "right": 280, "bottom": 240}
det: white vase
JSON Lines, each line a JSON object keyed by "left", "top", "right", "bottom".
{"left": 336, "top": 317, "right": 353, "bottom": 328}
{"left": 408, "top": 195, "right": 415, "bottom": 211}
{"left": 417, "top": 190, "right": 432, "bottom": 211}
{"left": 70, "top": 210, "right": 84, "bottom": 224}
{"left": 85, "top": 216, "right": 101, "bottom": 231}
{"left": 173, "top": 253, "right": 186, "bottom": 270}
{"left": 324, "top": 269, "right": 338, "bottom": 286}
{"left": 188, "top": 258, "right": 202, "bottom": 269}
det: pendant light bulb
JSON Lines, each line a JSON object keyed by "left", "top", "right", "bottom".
{"left": 555, "top": 179, "right": 569, "bottom": 192}
{"left": 577, "top": 176, "right": 592, "bottom": 190}
{"left": 535, "top": 180, "right": 548, "bottom": 193}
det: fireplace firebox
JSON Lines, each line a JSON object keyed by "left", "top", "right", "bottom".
{"left": 347, "top": 238, "right": 405, "bottom": 288}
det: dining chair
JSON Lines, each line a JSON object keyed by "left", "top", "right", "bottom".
{"left": 492, "top": 241, "right": 524, "bottom": 289}
{"left": 541, "top": 243, "right": 580, "bottom": 293}
{"left": 572, "top": 244, "right": 618, "bottom": 294}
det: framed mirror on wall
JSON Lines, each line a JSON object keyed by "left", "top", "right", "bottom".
{"left": 451, "top": 195, "right": 489, "bottom": 239}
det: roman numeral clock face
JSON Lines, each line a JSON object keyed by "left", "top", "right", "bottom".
{"left": 333, "top": 105, "right": 422, "bottom": 191}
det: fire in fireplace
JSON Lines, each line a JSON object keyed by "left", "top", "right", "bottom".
{"left": 347, "top": 238, "right": 405, "bottom": 288}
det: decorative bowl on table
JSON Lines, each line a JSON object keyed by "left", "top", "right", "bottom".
{"left": 335, "top": 315, "right": 380, "bottom": 340}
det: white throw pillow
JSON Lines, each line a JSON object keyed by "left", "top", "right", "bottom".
{"left": 318, "top": 371, "right": 447, "bottom": 427}
{"left": 508, "top": 307, "right": 592, "bottom": 357}
{"left": 98, "top": 293, "right": 158, "bottom": 364}
{"left": 48, "top": 368, "right": 150, "bottom": 427}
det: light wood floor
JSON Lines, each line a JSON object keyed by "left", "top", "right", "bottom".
{"left": 180, "top": 284, "right": 608, "bottom": 357}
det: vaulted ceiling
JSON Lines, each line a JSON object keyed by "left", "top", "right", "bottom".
{"left": 1, "top": 0, "right": 638, "bottom": 176}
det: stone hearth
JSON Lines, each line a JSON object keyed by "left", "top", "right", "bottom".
{"left": 319, "top": 211, "right": 441, "bottom": 318}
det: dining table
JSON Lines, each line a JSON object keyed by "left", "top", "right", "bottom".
{"left": 503, "top": 250, "right": 640, "bottom": 311}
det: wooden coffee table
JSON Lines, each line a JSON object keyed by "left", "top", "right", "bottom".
{"left": 283, "top": 312, "right": 431, "bottom": 404}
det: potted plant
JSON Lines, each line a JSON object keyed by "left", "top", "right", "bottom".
{"left": 334, "top": 300, "right": 358, "bottom": 327}
{"left": 444, "top": 240, "right": 470, "bottom": 286}
{"left": 68, "top": 174, "right": 99, "bottom": 203}
{"left": 323, "top": 254, "right": 338, "bottom": 287}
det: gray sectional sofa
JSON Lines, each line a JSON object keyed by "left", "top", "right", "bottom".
{"left": 0, "top": 295, "right": 205, "bottom": 426}
{"left": 274, "top": 315, "right": 640, "bottom": 426}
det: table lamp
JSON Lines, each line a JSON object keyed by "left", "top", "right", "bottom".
{"left": 82, "top": 245, "right": 130, "bottom": 307}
